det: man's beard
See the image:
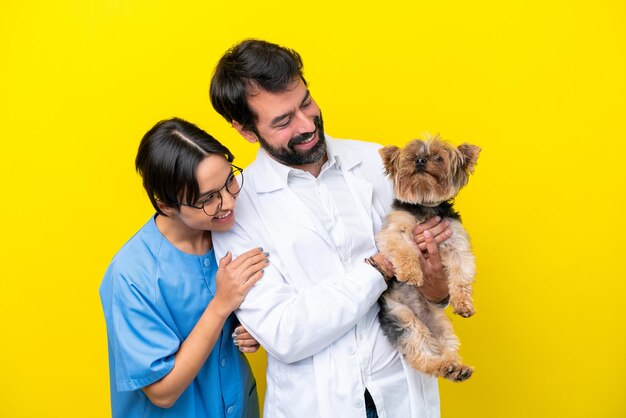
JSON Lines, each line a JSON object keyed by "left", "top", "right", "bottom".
{"left": 256, "top": 114, "right": 327, "bottom": 166}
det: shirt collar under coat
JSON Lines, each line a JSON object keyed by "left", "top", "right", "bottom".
{"left": 253, "top": 135, "right": 362, "bottom": 193}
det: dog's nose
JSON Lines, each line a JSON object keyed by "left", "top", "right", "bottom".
{"left": 416, "top": 158, "right": 427, "bottom": 167}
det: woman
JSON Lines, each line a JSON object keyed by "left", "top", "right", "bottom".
{"left": 100, "top": 117, "right": 266, "bottom": 418}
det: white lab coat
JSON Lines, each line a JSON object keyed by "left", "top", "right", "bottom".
{"left": 213, "top": 136, "right": 440, "bottom": 418}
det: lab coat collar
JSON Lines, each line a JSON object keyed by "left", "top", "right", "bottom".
{"left": 249, "top": 135, "right": 375, "bottom": 248}
{"left": 253, "top": 135, "right": 362, "bottom": 193}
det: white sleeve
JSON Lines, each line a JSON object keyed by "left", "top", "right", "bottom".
{"left": 213, "top": 215, "right": 387, "bottom": 364}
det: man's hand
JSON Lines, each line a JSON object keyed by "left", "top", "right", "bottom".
{"left": 415, "top": 221, "right": 450, "bottom": 304}
{"left": 413, "top": 216, "right": 452, "bottom": 252}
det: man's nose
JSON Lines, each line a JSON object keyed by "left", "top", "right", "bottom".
{"left": 294, "top": 110, "right": 316, "bottom": 133}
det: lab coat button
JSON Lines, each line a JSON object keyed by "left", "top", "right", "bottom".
{"left": 226, "top": 405, "right": 236, "bottom": 415}
{"left": 347, "top": 345, "right": 356, "bottom": 355}
{"left": 354, "top": 398, "right": 364, "bottom": 408}
{"left": 221, "top": 357, "right": 227, "bottom": 367}
{"left": 203, "top": 258, "right": 211, "bottom": 267}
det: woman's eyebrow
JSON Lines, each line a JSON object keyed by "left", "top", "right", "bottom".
{"left": 197, "top": 170, "right": 233, "bottom": 199}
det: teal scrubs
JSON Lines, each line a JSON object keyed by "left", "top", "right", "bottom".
{"left": 99, "top": 216, "right": 259, "bottom": 418}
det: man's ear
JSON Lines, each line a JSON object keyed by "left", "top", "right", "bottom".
{"left": 232, "top": 120, "right": 259, "bottom": 144}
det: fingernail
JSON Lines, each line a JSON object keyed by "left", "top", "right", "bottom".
{"left": 265, "top": 258, "right": 269, "bottom": 263}
{"left": 239, "top": 347, "right": 245, "bottom": 352}
{"left": 233, "top": 339, "right": 239, "bottom": 346}
{"left": 424, "top": 230, "right": 431, "bottom": 237}
{"left": 436, "top": 216, "right": 441, "bottom": 221}
{"left": 264, "top": 252, "right": 269, "bottom": 257}
{"left": 445, "top": 219, "right": 451, "bottom": 226}
{"left": 258, "top": 247, "right": 264, "bottom": 251}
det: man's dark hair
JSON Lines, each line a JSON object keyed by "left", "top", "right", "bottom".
{"left": 210, "top": 39, "right": 307, "bottom": 132}
{"left": 135, "top": 117, "right": 234, "bottom": 216}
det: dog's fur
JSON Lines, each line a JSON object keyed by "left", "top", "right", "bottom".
{"left": 376, "top": 135, "right": 480, "bottom": 382}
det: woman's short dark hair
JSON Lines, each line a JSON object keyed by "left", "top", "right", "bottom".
{"left": 210, "top": 39, "right": 307, "bottom": 132}
{"left": 135, "top": 117, "right": 234, "bottom": 216}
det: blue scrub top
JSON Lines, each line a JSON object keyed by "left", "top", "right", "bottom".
{"left": 99, "top": 216, "right": 259, "bottom": 418}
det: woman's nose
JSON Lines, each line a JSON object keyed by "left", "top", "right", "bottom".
{"left": 219, "top": 189, "right": 237, "bottom": 211}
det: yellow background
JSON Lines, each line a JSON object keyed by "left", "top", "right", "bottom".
{"left": 1, "top": 1, "right": 625, "bottom": 417}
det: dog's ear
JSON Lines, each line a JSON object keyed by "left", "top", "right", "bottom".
{"left": 379, "top": 145, "right": 401, "bottom": 175}
{"left": 458, "top": 143, "right": 481, "bottom": 174}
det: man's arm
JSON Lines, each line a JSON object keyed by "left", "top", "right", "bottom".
{"left": 213, "top": 222, "right": 387, "bottom": 364}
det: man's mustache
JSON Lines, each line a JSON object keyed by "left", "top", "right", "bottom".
{"left": 289, "top": 130, "right": 316, "bottom": 146}
{"left": 288, "top": 116, "right": 322, "bottom": 147}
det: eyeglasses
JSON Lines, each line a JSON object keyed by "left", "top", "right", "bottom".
{"left": 178, "top": 165, "right": 244, "bottom": 216}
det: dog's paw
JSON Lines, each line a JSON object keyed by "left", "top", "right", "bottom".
{"left": 395, "top": 269, "right": 424, "bottom": 287}
{"left": 452, "top": 301, "right": 475, "bottom": 318}
{"left": 442, "top": 364, "right": 474, "bottom": 382}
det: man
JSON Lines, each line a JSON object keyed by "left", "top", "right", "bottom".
{"left": 210, "top": 39, "right": 451, "bottom": 418}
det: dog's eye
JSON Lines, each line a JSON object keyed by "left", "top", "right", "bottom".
{"left": 432, "top": 155, "right": 443, "bottom": 162}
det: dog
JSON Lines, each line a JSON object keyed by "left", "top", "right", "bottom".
{"left": 376, "top": 134, "right": 480, "bottom": 382}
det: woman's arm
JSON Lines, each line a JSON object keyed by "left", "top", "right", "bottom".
{"left": 142, "top": 248, "right": 268, "bottom": 408}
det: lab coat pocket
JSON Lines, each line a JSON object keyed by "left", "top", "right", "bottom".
{"left": 268, "top": 357, "right": 316, "bottom": 418}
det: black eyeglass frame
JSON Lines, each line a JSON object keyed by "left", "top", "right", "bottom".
{"left": 176, "top": 165, "right": 244, "bottom": 216}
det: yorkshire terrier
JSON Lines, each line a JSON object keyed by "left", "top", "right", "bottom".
{"left": 376, "top": 134, "right": 480, "bottom": 382}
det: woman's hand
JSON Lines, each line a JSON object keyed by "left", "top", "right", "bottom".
{"left": 233, "top": 325, "right": 261, "bottom": 353}
{"left": 212, "top": 247, "right": 269, "bottom": 317}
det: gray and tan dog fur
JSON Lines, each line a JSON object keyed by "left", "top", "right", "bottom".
{"left": 376, "top": 134, "right": 480, "bottom": 382}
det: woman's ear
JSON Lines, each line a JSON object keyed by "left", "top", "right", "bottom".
{"left": 232, "top": 121, "right": 259, "bottom": 144}
{"left": 156, "top": 200, "right": 177, "bottom": 217}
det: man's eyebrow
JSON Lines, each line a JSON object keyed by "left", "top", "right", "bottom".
{"left": 301, "top": 89, "right": 311, "bottom": 106}
{"left": 270, "top": 90, "right": 311, "bottom": 127}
